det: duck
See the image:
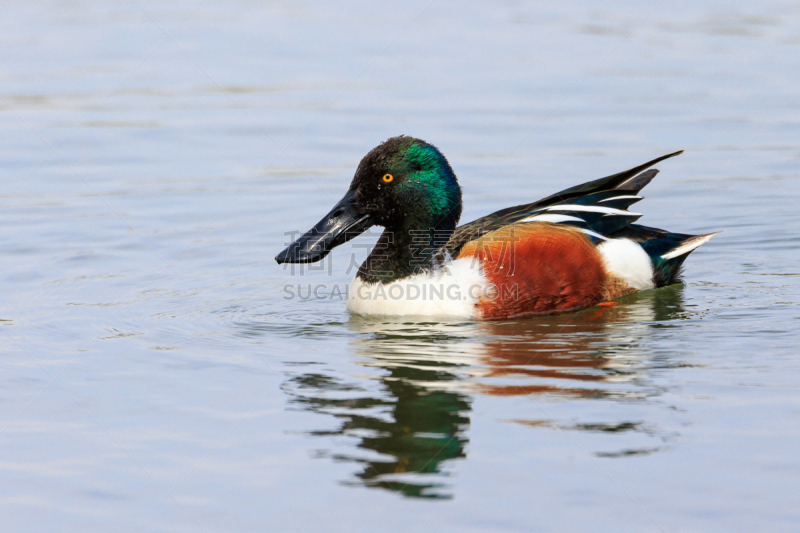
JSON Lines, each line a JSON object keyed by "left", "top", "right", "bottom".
{"left": 275, "top": 136, "right": 717, "bottom": 320}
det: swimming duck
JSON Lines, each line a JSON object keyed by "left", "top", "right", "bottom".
{"left": 275, "top": 136, "right": 717, "bottom": 320}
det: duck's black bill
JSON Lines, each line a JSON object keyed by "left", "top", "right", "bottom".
{"left": 275, "top": 189, "right": 373, "bottom": 264}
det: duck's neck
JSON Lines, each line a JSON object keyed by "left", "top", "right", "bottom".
{"left": 357, "top": 216, "right": 457, "bottom": 284}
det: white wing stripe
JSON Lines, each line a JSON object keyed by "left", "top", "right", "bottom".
{"left": 545, "top": 204, "right": 642, "bottom": 216}
{"left": 581, "top": 229, "right": 608, "bottom": 241}
{"left": 520, "top": 214, "right": 585, "bottom": 224}
{"left": 598, "top": 195, "right": 643, "bottom": 203}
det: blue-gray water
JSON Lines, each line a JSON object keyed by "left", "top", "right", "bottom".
{"left": 2, "top": 1, "right": 799, "bottom": 531}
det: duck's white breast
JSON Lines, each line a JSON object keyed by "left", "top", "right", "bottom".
{"left": 347, "top": 257, "right": 488, "bottom": 318}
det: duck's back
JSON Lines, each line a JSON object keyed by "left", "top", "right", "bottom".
{"left": 445, "top": 151, "right": 718, "bottom": 320}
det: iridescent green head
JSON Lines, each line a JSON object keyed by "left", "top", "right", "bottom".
{"left": 276, "top": 136, "right": 463, "bottom": 265}
{"left": 350, "top": 136, "right": 462, "bottom": 231}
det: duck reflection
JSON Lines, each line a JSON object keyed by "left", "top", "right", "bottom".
{"left": 475, "top": 287, "right": 686, "bottom": 398}
{"left": 283, "top": 286, "right": 686, "bottom": 499}
{"left": 284, "top": 325, "right": 473, "bottom": 499}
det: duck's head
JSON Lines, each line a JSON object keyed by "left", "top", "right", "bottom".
{"left": 276, "top": 136, "right": 462, "bottom": 264}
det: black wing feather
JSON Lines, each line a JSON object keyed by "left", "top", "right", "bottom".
{"left": 445, "top": 151, "right": 683, "bottom": 256}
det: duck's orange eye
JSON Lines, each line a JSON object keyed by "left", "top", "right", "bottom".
{"left": 382, "top": 174, "right": 394, "bottom": 183}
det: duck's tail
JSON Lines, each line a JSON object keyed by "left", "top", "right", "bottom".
{"left": 611, "top": 224, "right": 721, "bottom": 287}
{"left": 644, "top": 231, "right": 720, "bottom": 286}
